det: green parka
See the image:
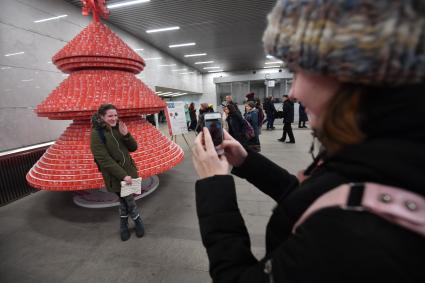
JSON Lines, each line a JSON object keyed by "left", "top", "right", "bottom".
{"left": 90, "top": 121, "right": 139, "bottom": 193}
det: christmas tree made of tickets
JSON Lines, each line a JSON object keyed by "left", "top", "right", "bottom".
{"left": 26, "top": 0, "right": 184, "bottom": 191}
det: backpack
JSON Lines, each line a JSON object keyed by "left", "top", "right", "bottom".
{"left": 242, "top": 118, "right": 255, "bottom": 140}
{"left": 293, "top": 182, "right": 425, "bottom": 237}
{"left": 257, "top": 107, "right": 265, "bottom": 127}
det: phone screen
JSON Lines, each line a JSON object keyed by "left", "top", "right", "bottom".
{"left": 205, "top": 116, "right": 223, "bottom": 147}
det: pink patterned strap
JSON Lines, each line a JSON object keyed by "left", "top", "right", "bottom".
{"left": 293, "top": 183, "right": 425, "bottom": 237}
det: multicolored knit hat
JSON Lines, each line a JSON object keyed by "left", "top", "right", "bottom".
{"left": 263, "top": 0, "right": 425, "bottom": 85}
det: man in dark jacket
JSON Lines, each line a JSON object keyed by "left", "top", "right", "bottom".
{"left": 278, "top": 95, "right": 295, "bottom": 143}
{"left": 263, "top": 96, "right": 277, "bottom": 130}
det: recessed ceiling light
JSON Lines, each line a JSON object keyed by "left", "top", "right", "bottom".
{"left": 203, "top": 66, "right": 221, "bottom": 69}
{"left": 263, "top": 66, "right": 281, "bottom": 69}
{"left": 146, "top": 26, "right": 180, "bottom": 33}
{"left": 208, "top": 70, "right": 224, "bottom": 73}
{"left": 108, "top": 0, "right": 150, "bottom": 9}
{"left": 265, "top": 61, "right": 283, "bottom": 65}
{"left": 195, "top": 61, "right": 214, "bottom": 64}
{"left": 4, "top": 52, "right": 25, "bottom": 57}
{"left": 21, "top": 79, "right": 34, "bottom": 82}
{"left": 34, "top": 15, "right": 67, "bottom": 23}
{"left": 179, "top": 72, "right": 195, "bottom": 75}
{"left": 169, "top": 43, "right": 196, "bottom": 48}
{"left": 172, "top": 68, "right": 187, "bottom": 72}
{"left": 266, "top": 55, "right": 275, "bottom": 59}
{"left": 143, "top": 57, "right": 162, "bottom": 60}
{"left": 159, "top": 64, "right": 177, "bottom": 67}
{"left": 1, "top": 66, "right": 11, "bottom": 70}
{"left": 134, "top": 48, "right": 144, "bottom": 51}
{"left": 184, "top": 53, "right": 207, "bottom": 57}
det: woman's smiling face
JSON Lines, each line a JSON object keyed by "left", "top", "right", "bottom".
{"left": 101, "top": 109, "right": 118, "bottom": 127}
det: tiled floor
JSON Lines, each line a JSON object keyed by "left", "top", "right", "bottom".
{"left": 0, "top": 124, "right": 312, "bottom": 283}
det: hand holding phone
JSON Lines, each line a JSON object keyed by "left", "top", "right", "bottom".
{"left": 204, "top": 112, "right": 224, "bottom": 155}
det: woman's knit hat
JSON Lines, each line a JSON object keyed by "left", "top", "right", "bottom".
{"left": 263, "top": 0, "right": 425, "bottom": 86}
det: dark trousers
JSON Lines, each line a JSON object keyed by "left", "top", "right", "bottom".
{"left": 281, "top": 122, "right": 295, "bottom": 142}
{"left": 266, "top": 114, "right": 275, "bottom": 129}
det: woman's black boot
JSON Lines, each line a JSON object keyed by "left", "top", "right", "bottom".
{"left": 119, "top": 198, "right": 131, "bottom": 241}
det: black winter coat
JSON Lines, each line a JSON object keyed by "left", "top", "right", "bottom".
{"left": 282, "top": 100, "right": 294, "bottom": 123}
{"left": 226, "top": 113, "right": 247, "bottom": 145}
{"left": 298, "top": 103, "right": 308, "bottom": 122}
{"left": 196, "top": 142, "right": 424, "bottom": 282}
{"left": 195, "top": 85, "right": 425, "bottom": 283}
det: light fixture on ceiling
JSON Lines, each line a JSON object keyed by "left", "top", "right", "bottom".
{"left": 266, "top": 55, "right": 276, "bottom": 59}
{"left": 179, "top": 72, "right": 195, "bottom": 75}
{"left": 208, "top": 70, "right": 224, "bottom": 73}
{"left": 21, "top": 79, "right": 34, "bottom": 82}
{"left": 265, "top": 61, "right": 283, "bottom": 65}
{"left": 159, "top": 64, "right": 177, "bottom": 67}
{"left": 34, "top": 15, "right": 67, "bottom": 23}
{"left": 172, "top": 68, "right": 187, "bottom": 72}
{"left": 134, "top": 48, "right": 144, "bottom": 51}
{"left": 4, "top": 52, "right": 25, "bottom": 57}
{"left": 169, "top": 42, "right": 196, "bottom": 48}
{"left": 143, "top": 57, "right": 162, "bottom": 60}
{"left": 108, "top": 0, "right": 150, "bottom": 9}
{"left": 263, "top": 66, "right": 280, "bottom": 69}
{"left": 184, "top": 53, "right": 207, "bottom": 57}
{"left": 1, "top": 66, "right": 12, "bottom": 70}
{"left": 146, "top": 26, "right": 180, "bottom": 33}
{"left": 195, "top": 61, "right": 214, "bottom": 64}
{"left": 203, "top": 66, "right": 221, "bottom": 69}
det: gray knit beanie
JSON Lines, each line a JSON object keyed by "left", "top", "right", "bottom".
{"left": 263, "top": 0, "right": 425, "bottom": 86}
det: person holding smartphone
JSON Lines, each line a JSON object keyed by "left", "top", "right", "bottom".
{"left": 90, "top": 104, "right": 145, "bottom": 241}
{"left": 191, "top": 0, "right": 425, "bottom": 281}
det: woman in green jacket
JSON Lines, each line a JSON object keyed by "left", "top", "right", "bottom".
{"left": 90, "top": 104, "right": 145, "bottom": 241}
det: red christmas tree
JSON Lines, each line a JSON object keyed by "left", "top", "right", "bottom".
{"left": 27, "top": 0, "right": 184, "bottom": 191}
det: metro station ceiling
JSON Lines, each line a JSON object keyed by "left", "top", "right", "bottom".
{"left": 64, "top": 0, "right": 278, "bottom": 73}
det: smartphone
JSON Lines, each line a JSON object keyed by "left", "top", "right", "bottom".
{"left": 204, "top": 112, "right": 224, "bottom": 155}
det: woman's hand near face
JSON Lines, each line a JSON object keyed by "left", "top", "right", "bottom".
{"left": 119, "top": 120, "right": 128, "bottom": 135}
{"left": 192, "top": 128, "right": 229, "bottom": 179}
{"left": 221, "top": 129, "right": 248, "bottom": 167}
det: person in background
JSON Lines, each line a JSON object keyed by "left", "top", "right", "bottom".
{"left": 196, "top": 103, "right": 213, "bottom": 134}
{"left": 278, "top": 95, "right": 295, "bottom": 143}
{"left": 90, "top": 104, "right": 145, "bottom": 242}
{"left": 244, "top": 101, "right": 261, "bottom": 152}
{"left": 188, "top": 102, "right": 197, "bottom": 131}
{"left": 245, "top": 92, "right": 255, "bottom": 103}
{"left": 255, "top": 98, "right": 265, "bottom": 135}
{"left": 225, "top": 95, "right": 241, "bottom": 114}
{"left": 298, "top": 102, "right": 308, "bottom": 128}
{"left": 223, "top": 104, "right": 247, "bottom": 145}
{"left": 191, "top": 0, "right": 425, "bottom": 282}
{"left": 264, "top": 96, "right": 277, "bottom": 130}
{"left": 184, "top": 103, "right": 191, "bottom": 130}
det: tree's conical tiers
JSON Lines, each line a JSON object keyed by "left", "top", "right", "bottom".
{"left": 53, "top": 21, "right": 144, "bottom": 73}
{"left": 36, "top": 70, "right": 165, "bottom": 119}
{"left": 26, "top": 118, "right": 184, "bottom": 191}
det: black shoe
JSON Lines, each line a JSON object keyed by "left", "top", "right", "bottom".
{"left": 286, "top": 141, "right": 295, "bottom": 144}
{"left": 133, "top": 216, "right": 145, "bottom": 238}
{"left": 271, "top": 127, "right": 276, "bottom": 130}
{"left": 278, "top": 138, "right": 285, "bottom": 142}
{"left": 120, "top": 218, "right": 131, "bottom": 241}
